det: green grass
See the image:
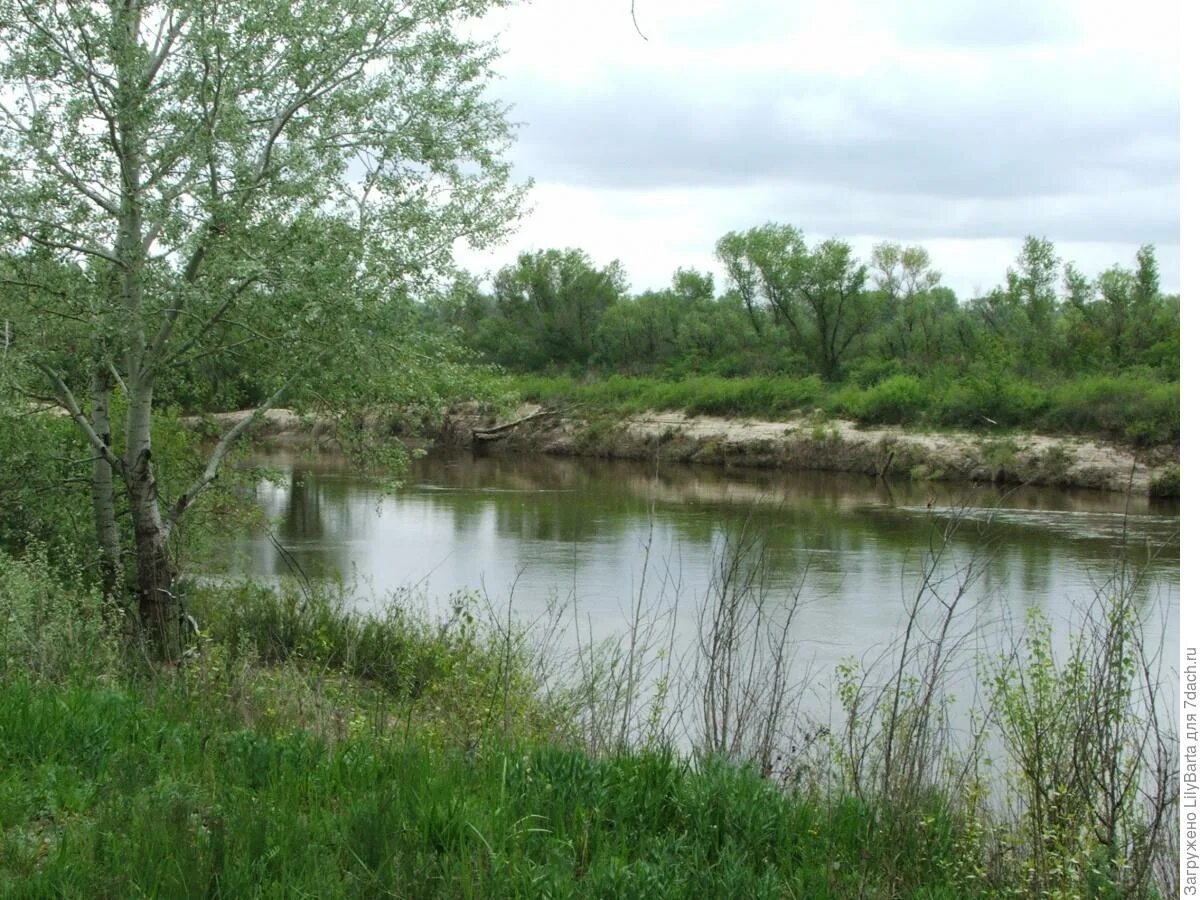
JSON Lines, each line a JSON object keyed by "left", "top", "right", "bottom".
{"left": 503, "top": 373, "right": 826, "bottom": 419}
{"left": 0, "top": 549, "right": 1174, "bottom": 898}
{"left": 0, "top": 678, "right": 978, "bottom": 899}
{"left": 0, "top": 555, "right": 977, "bottom": 898}
{"left": 497, "top": 371, "right": 1179, "bottom": 444}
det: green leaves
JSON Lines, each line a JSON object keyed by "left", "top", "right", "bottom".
{"left": 716, "top": 224, "right": 871, "bottom": 379}
{"left": 0, "top": 0, "right": 525, "bottom": 628}
{"left": 486, "top": 249, "right": 627, "bottom": 370}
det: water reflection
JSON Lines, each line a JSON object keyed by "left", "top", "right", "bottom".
{"left": 217, "top": 450, "right": 1178, "bottom": 681}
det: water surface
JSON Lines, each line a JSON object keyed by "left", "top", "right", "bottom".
{"left": 215, "top": 451, "right": 1179, "bottom": 694}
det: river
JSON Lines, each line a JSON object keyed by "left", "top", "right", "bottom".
{"left": 214, "top": 450, "right": 1179, "bottom": 711}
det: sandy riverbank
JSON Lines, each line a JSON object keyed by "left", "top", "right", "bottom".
{"left": 442, "top": 404, "right": 1179, "bottom": 497}
{"left": 188, "top": 404, "right": 1179, "bottom": 497}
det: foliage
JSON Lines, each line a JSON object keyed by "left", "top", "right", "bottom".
{"left": 1040, "top": 375, "right": 1179, "bottom": 446}
{"left": 933, "top": 371, "right": 1050, "bottom": 429}
{"left": 505, "top": 373, "right": 825, "bottom": 418}
{"left": 0, "top": 391, "right": 262, "bottom": 588}
{"left": 0, "top": 0, "right": 526, "bottom": 648}
{"left": 838, "top": 374, "right": 931, "bottom": 425}
{"left": 422, "top": 232, "right": 1177, "bottom": 450}
{"left": 716, "top": 224, "right": 875, "bottom": 379}
{"left": 990, "top": 592, "right": 1175, "bottom": 897}
{"left": 496, "top": 369, "right": 1178, "bottom": 447}
{"left": 0, "top": 403, "right": 93, "bottom": 559}
{"left": 0, "top": 548, "right": 120, "bottom": 682}
{"left": 482, "top": 249, "right": 626, "bottom": 370}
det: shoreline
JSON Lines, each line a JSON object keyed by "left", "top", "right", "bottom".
{"left": 445, "top": 404, "right": 1179, "bottom": 497}
{"left": 191, "top": 405, "right": 1180, "bottom": 497}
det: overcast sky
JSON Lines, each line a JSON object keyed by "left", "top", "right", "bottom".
{"left": 455, "top": 0, "right": 1179, "bottom": 299}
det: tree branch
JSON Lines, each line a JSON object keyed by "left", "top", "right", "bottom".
{"left": 142, "top": 11, "right": 190, "bottom": 91}
{"left": 630, "top": 0, "right": 649, "bottom": 40}
{"left": 32, "top": 361, "right": 125, "bottom": 475}
{"left": 147, "top": 272, "right": 259, "bottom": 369}
{"left": 0, "top": 96, "right": 122, "bottom": 217}
{"left": 2, "top": 213, "right": 122, "bottom": 266}
{"left": 168, "top": 380, "right": 292, "bottom": 527}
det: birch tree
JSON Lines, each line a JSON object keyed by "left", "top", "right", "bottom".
{"left": 0, "top": 0, "right": 525, "bottom": 655}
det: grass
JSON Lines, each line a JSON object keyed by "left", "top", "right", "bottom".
{"left": 502, "top": 373, "right": 825, "bottom": 419}
{"left": 0, "top": 535, "right": 1177, "bottom": 898}
{"left": 496, "top": 371, "right": 1179, "bottom": 445}
{"left": 0, "top": 678, "right": 979, "bottom": 898}
{"left": 0, "top": 559, "right": 970, "bottom": 897}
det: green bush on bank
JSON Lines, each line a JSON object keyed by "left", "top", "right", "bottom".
{"left": 1041, "top": 374, "right": 1179, "bottom": 445}
{"left": 499, "top": 370, "right": 1178, "bottom": 444}
{"left": 836, "top": 374, "right": 930, "bottom": 425}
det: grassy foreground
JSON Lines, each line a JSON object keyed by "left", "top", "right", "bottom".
{"left": 0, "top": 540, "right": 1177, "bottom": 898}
{"left": 0, "top": 680, "right": 975, "bottom": 899}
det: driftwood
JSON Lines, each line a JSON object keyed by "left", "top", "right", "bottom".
{"left": 471, "top": 407, "right": 560, "bottom": 442}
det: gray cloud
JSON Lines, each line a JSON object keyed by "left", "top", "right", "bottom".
{"left": 505, "top": 68, "right": 1174, "bottom": 188}
{"left": 464, "top": 0, "right": 1178, "bottom": 294}
{"left": 754, "top": 182, "right": 1178, "bottom": 245}
{"left": 495, "top": 52, "right": 1176, "bottom": 247}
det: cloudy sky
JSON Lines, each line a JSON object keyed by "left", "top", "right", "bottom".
{"left": 456, "top": 0, "right": 1179, "bottom": 299}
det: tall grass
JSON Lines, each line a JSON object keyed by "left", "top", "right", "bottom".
{"left": 693, "top": 515, "right": 811, "bottom": 778}
{"left": 505, "top": 373, "right": 825, "bottom": 418}
{"left": 0, "top": 547, "right": 120, "bottom": 681}
{"left": 497, "top": 370, "right": 1179, "bottom": 444}
{"left": 0, "top": 507, "right": 1178, "bottom": 897}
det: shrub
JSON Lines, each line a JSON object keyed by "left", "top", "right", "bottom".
{"left": 186, "top": 579, "right": 569, "bottom": 746}
{"left": 1041, "top": 375, "right": 1178, "bottom": 445}
{"left": 839, "top": 375, "right": 930, "bottom": 425}
{"left": 0, "top": 548, "right": 120, "bottom": 681}
{"left": 934, "top": 375, "right": 1049, "bottom": 429}
{"left": 0, "top": 407, "right": 92, "bottom": 558}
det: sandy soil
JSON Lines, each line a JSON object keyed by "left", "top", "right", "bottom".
{"left": 457, "top": 405, "right": 1176, "bottom": 497}
{"left": 188, "top": 405, "right": 1179, "bottom": 497}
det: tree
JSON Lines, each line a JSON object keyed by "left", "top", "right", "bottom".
{"left": 716, "top": 224, "right": 872, "bottom": 379}
{"left": 1092, "top": 245, "right": 1163, "bottom": 368}
{"left": 489, "top": 249, "right": 625, "bottom": 369}
{"left": 870, "top": 241, "right": 956, "bottom": 368}
{"left": 0, "top": 0, "right": 525, "bottom": 655}
{"left": 594, "top": 268, "right": 716, "bottom": 371}
{"left": 969, "top": 236, "right": 1060, "bottom": 373}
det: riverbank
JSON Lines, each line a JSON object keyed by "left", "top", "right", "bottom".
{"left": 0, "top": 544, "right": 1177, "bottom": 897}
{"left": 193, "top": 403, "right": 1179, "bottom": 497}
{"left": 444, "top": 403, "right": 1180, "bottom": 498}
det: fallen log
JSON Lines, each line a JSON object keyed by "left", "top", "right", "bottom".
{"left": 471, "top": 407, "right": 558, "bottom": 442}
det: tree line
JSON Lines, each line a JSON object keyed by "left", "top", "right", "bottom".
{"left": 425, "top": 227, "right": 1178, "bottom": 386}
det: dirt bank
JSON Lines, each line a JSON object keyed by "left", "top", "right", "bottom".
{"left": 188, "top": 404, "right": 1178, "bottom": 497}
{"left": 442, "top": 405, "right": 1179, "bottom": 498}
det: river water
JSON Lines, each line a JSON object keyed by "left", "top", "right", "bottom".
{"left": 216, "top": 450, "right": 1180, "bottom": 703}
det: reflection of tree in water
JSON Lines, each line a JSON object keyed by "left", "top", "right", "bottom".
{"left": 270, "top": 470, "right": 362, "bottom": 579}
{"left": 277, "top": 471, "right": 324, "bottom": 542}
{"left": 248, "top": 453, "right": 1177, "bottom": 621}
{"left": 404, "top": 455, "right": 1178, "bottom": 604}
{"left": 487, "top": 490, "right": 600, "bottom": 544}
